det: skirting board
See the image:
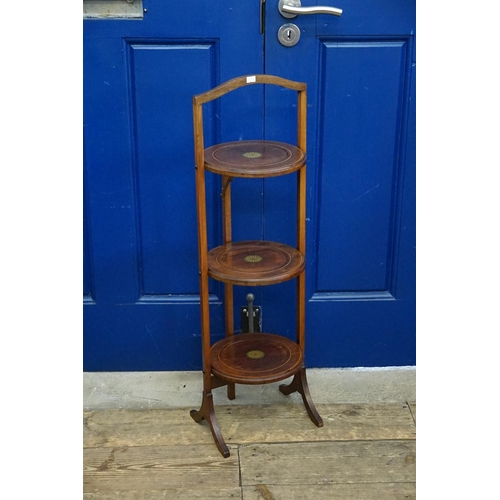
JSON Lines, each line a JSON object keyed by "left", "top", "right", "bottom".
{"left": 83, "top": 367, "right": 416, "bottom": 410}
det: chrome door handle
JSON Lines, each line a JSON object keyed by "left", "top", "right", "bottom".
{"left": 278, "top": 0, "right": 342, "bottom": 18}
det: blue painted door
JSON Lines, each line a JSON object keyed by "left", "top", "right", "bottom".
{"left": 84, "top": 0, "right": 415, "bottom": 370}
{"left": 83, "top": 1, "right": 265, "bottom": 370}
{"left": 262, "top": 0, "right": 416, "bottom": 367}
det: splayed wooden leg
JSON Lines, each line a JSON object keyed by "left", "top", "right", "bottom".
{"left": 190, "top": 391, "right": 230, "bottom": 457}
{"left": 279, "top": 367, "right": 323, "bottom": 427}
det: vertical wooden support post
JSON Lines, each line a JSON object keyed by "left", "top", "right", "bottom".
{"left": 222, "top": 175, "right": 236, "bottom": 400}
{"left": 296, "top": 87, "right": 307, "bottom": 352}
{"left": 191, "top": 97, "right": 230, "bottom": 458}
{"left": 192, "top": 99, "right": 211, "bottom": 391}
{"left": 281, "top": 84, "right": 322, "bottom": 427}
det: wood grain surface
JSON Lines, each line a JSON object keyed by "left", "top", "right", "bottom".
{"left": 84, "top": 402, "right": 416, "bottom": 499}
{"left": 207, "top": 240, "right": 304, "bottom": 286}
{"left": 210, "top": 333, "right": 303, "bottom": 384}
{"left": 204, "top": 140, "right": 305, "bottom": 178}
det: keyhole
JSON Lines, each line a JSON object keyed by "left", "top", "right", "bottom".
{"left": 278, "top": 23, "right": 300, "bottom": 47}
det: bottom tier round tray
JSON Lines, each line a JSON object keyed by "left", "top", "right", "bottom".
{"left": 210, "top": 333, "right": 303, "bottom": 385}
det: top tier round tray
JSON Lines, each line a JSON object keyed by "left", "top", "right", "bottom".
{"left": 204, "top": 140, "right": 305, "bottom": 178}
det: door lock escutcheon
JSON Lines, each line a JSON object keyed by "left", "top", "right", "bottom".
{"left": 278, "top": 23, "right": 301, "bottom": 47}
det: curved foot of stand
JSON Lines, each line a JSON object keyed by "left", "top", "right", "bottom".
{"left": 190, "top": 393, "right": 230, "bottom": 458}
{"left": 279, "top": 368, "right": 323, "bottom": 427}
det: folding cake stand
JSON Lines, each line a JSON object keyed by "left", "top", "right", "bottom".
{"left": 191, "top": 75, "right": 323, "bottom": 457}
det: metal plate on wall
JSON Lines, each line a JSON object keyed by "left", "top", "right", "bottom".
{"left": 83, "top": 0, "right": 144, "bottom": 19}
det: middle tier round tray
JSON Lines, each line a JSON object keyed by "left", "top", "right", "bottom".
{"left": 207, "top": 240, "right": 304, "bottom": 286}
{"left": 210, "top": 333, "right": 303, "bottom": 385}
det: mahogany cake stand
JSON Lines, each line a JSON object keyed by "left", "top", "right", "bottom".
{"left": 191, "top": 75, "right": 323, "bottom": 458}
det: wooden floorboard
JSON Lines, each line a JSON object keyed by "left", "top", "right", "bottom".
{"left": 239, "top": 440, "right": 416, "bottom": 486}
{"left": 84, "top": 403, "right": 415, "bottom": 448}
{"left": 242, "top": 483, "right": 416, "bottom": 500}
{"left": 84, "top": 444, "right": 240, "bottom": 494}
{"left": 84, "top": 488, "right": 242, "bottom": 499}
{"left": 84, "top": 402, "right": 416, "bottom": 499}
